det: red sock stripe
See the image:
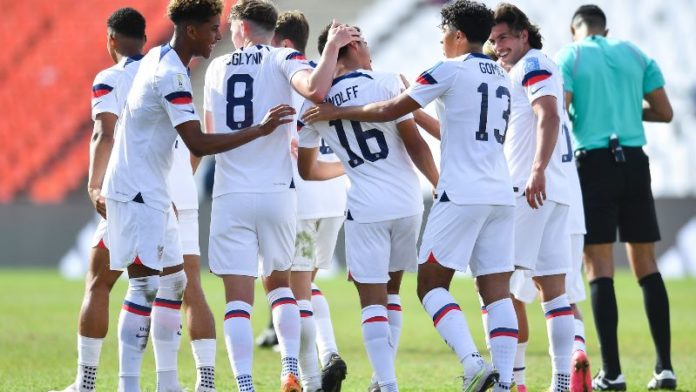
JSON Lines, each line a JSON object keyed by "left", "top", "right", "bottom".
{"left": 362, "top": 315, "right": 388, "bottom": 324}
{"left": 271, "top": 297, "right": 297, "bottom": 309}
{"left": 122, "top": 300, "right": 151, "bottom": 316}
{"left": 387, "top": 303, "right": 402, "bottom": 311}
{"left": 225, "top": 309, "right": 251, "bottom": 320}
{"left": 490, "top": 327, "right": 519, "bottom": 339}
{"left": 545, "top": 306, "right": 573, "bottom": 319}
{"left": 153, "top": 298, "right": 182, "bottom": 310}
{"left": 575, "top": 335, "right": 585, "bottom": 343}
{"left": 432, "top": 303, "right": 461, "bottom": 326}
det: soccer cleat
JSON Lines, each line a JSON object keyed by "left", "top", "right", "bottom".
{"left": 321, "top": 353, "right": 347, "bottom": 392}
{"left": 647, "top": 369, "right": 677, "bottom": 390}
{"left": 570, "top": 350, "right": 592, "bottom": 392}
{"left": 280, "top": 373, "right": 302, "bottom": 392}
{"left": 256, "top": 326, "right": 279, "bottom": 348}
{"left": 367, "top": 380, "right": 380, "bottom": 392}
{"left": 461, "top": 362, "right": 498, "bottom": 392}
{"left": 48, "top": 385, "right": 79, "bottom": 392}
{"left": 592, "top": 370, "right": 626, "bottom": 391}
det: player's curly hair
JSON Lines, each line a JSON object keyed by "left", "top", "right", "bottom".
{"left": 493, "top": 3, "right": 543, "bottom": 50}
{"left": 440, "top": 0, "right": 494, "bottom": 45}
{"left": 275, "top": 11, "right": 309, "bottom": 54}
{"left": 167, "top": 0, "right": 223, "bottom": 25}
{"left": 317, "top": 23, "right": 359, "bottom": 59}
{"left": 229, "top": 0, "right": 278, "bottom": 33}
{"left": 107, "top": 7, "right": 146, "bottom": 39}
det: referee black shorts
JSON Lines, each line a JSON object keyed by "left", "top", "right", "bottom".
{"left": 576, "top": 147, "right": 661, "bottom": 245}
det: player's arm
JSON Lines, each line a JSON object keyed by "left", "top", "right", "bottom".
{"left": 413, "top": 110, "right": 441, "bottom": 140}
{"left": 177, "top": 104, "right": 295, "bottom": 157}
{"left": 643, "top": 87, "right": 673, "bottom": 122}
{"left": 292, "top": 22, "right": 362, "bottom": 103}
{"left": 302, "top": 92, "right": 422, "bottom": 124}
{"left": 87, "top": 112, "right": 118, "bottom": 218}
{"left": 189, "top": 110, "right": 216, "bottom": 174}
{"left": 397, "top": 119, "right": 439, "bottom": 187}
{"left": 527, "top": 95, "right": 561, "bottom": 209}
{"left": 297, "top": 147, "right": 345, "bottom": 181}
{"left": 564, "top": 91, "right": 572, "bottom": 113}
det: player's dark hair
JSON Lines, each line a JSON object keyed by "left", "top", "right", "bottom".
{"left": 494, "top": 3, "right": 543, "bottom": 50}
{"left": 229, "top": 0, "right": 278, "bottom": 33}
{"left": 572, "top": 4, "right": 607, "bottom": 30}
{"left": 275, "top": 11, "right": 309, "bottom": 54}
{"left": 107, "top": 7, "right": 146, "bottom": 39}
{"left": 167, "top": 0, "right": 223, "bottom": 25}
{"left": 440, "top": 0, "right": 494, "bottom": 46}
{"left": 318, "top": 23, "right": 360, "bottom": 59}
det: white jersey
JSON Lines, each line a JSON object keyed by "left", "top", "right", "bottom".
{"left": 290, "top": 90, "right": 348, "bottom": 219}
{"left": 562, "top": 113, "right": 586, "bottom": 235}
{"left": 91, "top": 54, "right": 144, "bottom": 120}
{"left": 298, "top": 70, "right": 422, "bottom": 223}
{"left": 168, "top": 135, "right": 198, "bottom": 210}
{"left": 505, "top": 49, "right": 571, "bottom": 204}
{"left": 103, "top": 44, "right": 200, "bottom": 212}
{"left": 406, "top": 53, "right": 514, "bottom": 206}
{"left": 204, "top": 44, "right": 313, "bottom": 197}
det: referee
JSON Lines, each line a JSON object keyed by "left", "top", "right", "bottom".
{"left": 556, "top": 5, "right": 675, "bottom": 391}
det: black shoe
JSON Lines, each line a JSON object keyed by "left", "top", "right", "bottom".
{"left": 322, "top": 353, "right": 347, "bottom": 392}
{"left": 647, "top": 370, "right": 677, "bottom": 390}
{"left": 255, "top": 326, "right": 278, "bottom": 348}
{"left": 592, "top": 370, "right": 627, "bottom": 391}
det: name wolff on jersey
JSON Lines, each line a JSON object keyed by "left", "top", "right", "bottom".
{"left": 325, "top": 85, "right": 358, "bottom": 106}
{"left": 229, "top": 51, "right": 262, "bottom": 65}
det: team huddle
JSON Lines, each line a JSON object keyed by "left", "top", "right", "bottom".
{"left": 52, "top": 0, "right": 672, "bottom": 392}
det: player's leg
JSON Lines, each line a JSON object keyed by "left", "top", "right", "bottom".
{"left": 566, "top": 234, "right": 592, "bottom": 392}
{"left": 345, "top": 217, "right": 398, "bottom": 391}
{"left": 209, "top": 193, "right": 258, "bottom": 392}
{"left": 386, "top": 271, "right": 404, "bottom": 358}
{"left": 417, "top": 202, "right": 496, "bottom": 390}
{"left": 512, "top": 297, "right": 529, "bottom": 392}
{"left": 259, "top": 191, "right": 301, "bottom": 391}
{"left": 177, "top": 209, "right": 217, "bottom": 392}
{"left": 474, "top": 205, "right": 518, "bottom": 392}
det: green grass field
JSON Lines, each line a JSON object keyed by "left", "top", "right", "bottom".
{"left": 1, "top": 269, "right": 694, "bottom": 391}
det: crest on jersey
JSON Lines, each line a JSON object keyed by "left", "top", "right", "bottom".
{"left": 92, "top": 83, "right": 113, "bottom": 98}
{"left": 174, "top": 74, "right": 188, "bottom": 91}
{"left": 524, "top": 56, "right": 540, "bottom": 73}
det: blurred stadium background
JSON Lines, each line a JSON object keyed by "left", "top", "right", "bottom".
{"left": 1, "top": 0, "right": 695, "bottom": 278}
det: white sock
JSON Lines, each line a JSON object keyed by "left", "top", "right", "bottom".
{"left": 422, "top": 288, "right": 482, "bottom": 377}
{"left": 298, "top": 300, "right": 321, "bottom": 390}
{"left": 361, "top": 305, "right": 397, "bottom": 386}
{"left": 311, "top": 283, "right": 338, "bottom": 367}
{"left": 224, "top": 301, "right": 254, "bottom": 384}
{"left": 486, "top": 298, "right": 518, "bottom": 387}
{"left": 542, "top": 294, "right": 574, "bottom": 392}
{"left": 386, "top": 294, "right": 403, "bottom": 357}
{"left": 479, "top": 295, "right": 490, "bottom": 351}
{"left": 513, "top": 342, "right": 528, "bottom": 386}
{"left": 191, "top": 339, "right": 216, "bottom": 391}
{"left": 75, "top": 335, "right": 102, "bottom": 391}
{"left": 268, "top": 287, "right": 300, "bottom": 378}
{"left": 573, "top": 318, "right": 586, "bottom": 352}
{"left": 152, "top": 270, "right": 186, "bottom": 391}
{"left": 118, "top": 276, "right": 159, "bottom": 392}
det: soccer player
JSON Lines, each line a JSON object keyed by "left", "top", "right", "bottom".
{"left": 202, "top": 1, "right": 359, "bottom": 391}
{"left": 101, "top": 1, "right": 296, "bottom": 391}
{"left": 51, "top": 8, "right": 146, "bottom": 392}
{"left": 488, "top": 3, "right": 575, "bottom": 391}
{"left": 272, "top": 11, "right": 349, "bottom": 392}
{"left": 302, "top": 2, "right": 517, "bottom": 390}
{"left": 298, "top": 21, "right": 438, "bottom": 392}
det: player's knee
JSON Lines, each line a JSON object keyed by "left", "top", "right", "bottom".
{"left": 160, "top": 269, "right": 188, "bottom": 300}
{"left": 129, "top": 275, "right": 161, "bottom": 304}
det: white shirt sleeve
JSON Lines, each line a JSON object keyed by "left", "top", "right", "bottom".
{"left": 276, "top": 48, "right": 314, "bottom": 83}
{"left": 157, "top": 71, "right": 200, "bottom": 128}
{"left": 405, "top": 61, "right": 455, "bottom": 109}
{"left": 297, "top": 101, "right": 321, "bottom": 148}
{"left": 91, "top": 69, "right": 121, "bottom": 120}
{"left": 519, "top": 55, "right": 558, "bottom": 103}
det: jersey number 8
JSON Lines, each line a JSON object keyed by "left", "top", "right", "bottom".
{"left": 226, "top": 74, "right": 254, "bottom": 130}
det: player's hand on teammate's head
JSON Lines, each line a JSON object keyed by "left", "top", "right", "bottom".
{"left": 88, "top": 188, "right": 107, "bottom": 219}
{"left": 259, "top": 104, "right": 296, "bottom": 135}
{"left": 327, "top": 19, "right": 362, "bottom": 48}
{"left": 301, "top": 103, "right": 339, "bottom": 124}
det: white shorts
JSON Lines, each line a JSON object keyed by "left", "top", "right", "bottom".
{"left": 514, "top": 199, "right": 571, "bottom": 276}
{"left": 105, "top": 199, "right": 182, "bottom": 271}
{"left": 292, "top": 215, "right": 345, "bottom": 272}
{"left": 511, "top": 234, "right": 586, "bottom": 303}
{"left": 345, "top": 214, "right": 421, "bottom": 284}
{"left": 419, "top": 202, "right": 514, "bottom": 277}
{"left": 177, "top": 209, "right": 200, "bottom": 256}
{"left": 91, "top": 218, "right": 109, "bottom": 249}
{"left": 209, "top": 191, "right": 296, "bottom": 277}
